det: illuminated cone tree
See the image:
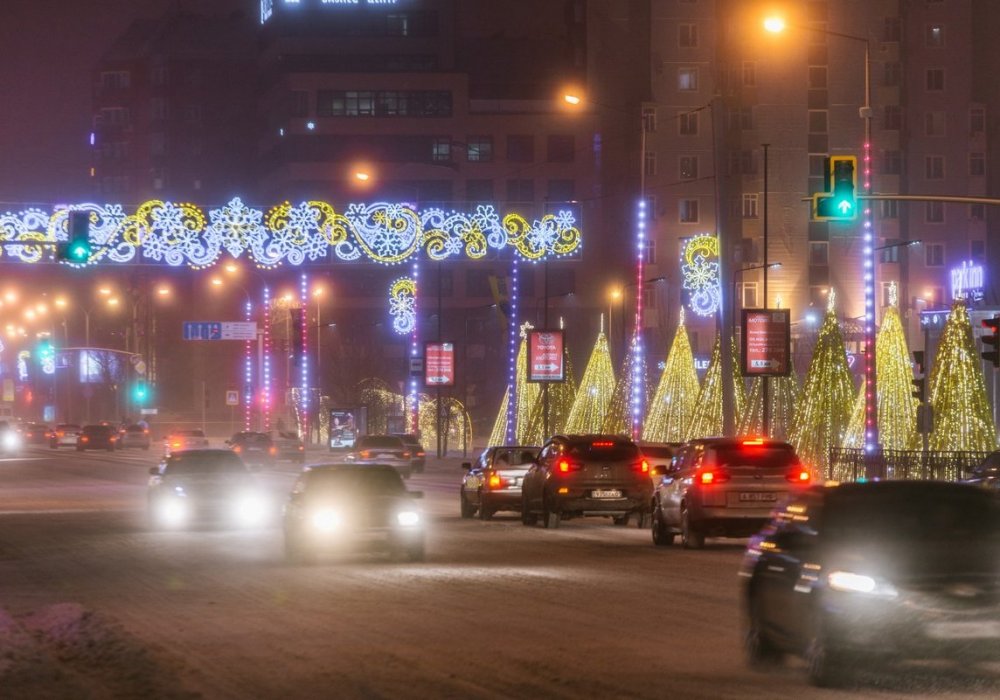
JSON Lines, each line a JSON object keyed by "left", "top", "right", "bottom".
{"left": 928, "top": 301, "right": 997, "bottom": 458}
{"left": 564, "top": 329, "right": 616, "bottom": 434}
{"left": 686, "top": 334, "right": 724, "bottom": 439}
{"left": 514, "top": 325, "right": 541, "bottom": 444}
{"left": 842, "top": 293, "right": 919, "bottom": 451}
{"left": 731, "top": 336, "right": 747, "bottom": 428}
{"left": 603, "top": 334, "right": 650, "bottom": 436}
{"left": 488, "top": 386, "right": 510, "bottom": 447}
{"left": 525, "top": 341, "right": 577, "bottom": 440}
{"left": 643, "top": 310, "right": 700, "bottom": 442}
{"left": 739, "top": 373, "right": 800, "bottom": 440}
{"left": 790, "top": 292, "right": 855, "bottom": 475}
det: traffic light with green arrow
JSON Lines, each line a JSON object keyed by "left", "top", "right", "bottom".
{"left": 813, "top": 156, "right": 858, "bottom": 222}
{"left": 59, "top": 211, "right": 92, "bottom": 263}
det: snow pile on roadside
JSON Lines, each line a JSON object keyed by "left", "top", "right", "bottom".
{"left": 0, "top": 603, "right": 198, "bottom": 699}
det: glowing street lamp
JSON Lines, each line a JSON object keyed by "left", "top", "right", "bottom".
{"left": 763, "top": 16, "right": 786, "bottom": 33}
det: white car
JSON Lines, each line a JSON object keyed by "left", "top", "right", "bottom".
{"left": 50, "top": 424, "right": 82, "bottom": 448}
{"left": 164, "top": 429, "right": 210, "bottom": 456}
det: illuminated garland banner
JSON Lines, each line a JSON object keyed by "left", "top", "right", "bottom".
{"left": 0, "top": 199, "right": 582, "bottom": 269}
{"left": 681, "top": 234, "right": 720, "bottom": 318}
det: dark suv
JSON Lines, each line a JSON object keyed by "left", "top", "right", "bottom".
{"left": 520, "top": 435, "right": 653, "bottom": 529}
{"left": 741, "top": 481, "right": 1000, "bottom": 687}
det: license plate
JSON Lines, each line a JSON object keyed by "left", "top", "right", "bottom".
{"left": 591, "top": 489, "right": 623, "bottom": 499}
{"left": 926, "top": 621, "right": 1000, "bottom": 639}
{"left": 738, "top": 492, "right": 777, "bottom": 502}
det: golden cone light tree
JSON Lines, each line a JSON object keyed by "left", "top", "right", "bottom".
{"left": 928, "top": 301, "right": 997, "bottom": 459}
{"left": 643, "top": 309, "right": 700, "bottom": 442}
{"left": 525, "top": 338, "right": 577, "bottom": 440}
{"left": 739, "top": 374, "right": 800, "bottom": 440}
{"left": 487, "top": 386, "right": 510, "bottom": 447}
{"left": 564, "top": 326, "right": 617, "bottom": 434}
{"left": 603, "top": 333, "right": 650, "bottom": 436}
{"left": 790, "top": 290, "right": 855, "bottom": 476}
{"left": 731, "top": 336, "right": 747, "bottom": 428}
{"left": 686, "top": 333, "right": 724, "bottom": 439}
{"left": 514, "top": 324, "right": 541, "bottom": 444}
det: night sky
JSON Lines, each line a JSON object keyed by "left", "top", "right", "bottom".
{"left": 0, "top": 0, "right": 244, "bottom": 205}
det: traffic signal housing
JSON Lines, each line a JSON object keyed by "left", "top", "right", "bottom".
{"left": 982, "top": 316, "right": 1000, "bottom": 368}
{"left": 813, "top": 156, "right": 858, "bottom": 221}
{"left": 59, "top": 211, "right": 92, "bottom": 263}
{"left": 911, "top": 351, "right": 926, "bottom": 402}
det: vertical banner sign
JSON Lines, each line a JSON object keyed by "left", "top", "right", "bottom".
{"left": 741, "top": 309, "right": 791, "bottom": 377}
{"left": 527, "top": 329, "right": 566, "bottom": 382}
{"left": 424, "top": 342, "right": 455, "bottom": 387}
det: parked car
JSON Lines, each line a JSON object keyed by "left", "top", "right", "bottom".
{"left": 266, "top": 430, "right": 305, "bottom": 463}
{"left": 147, "top": 449, "right": 270, "bottom": 529}
{"left": 346, "top": 435, "right": 413, "bottom": 479}
{"left": 460, "top": 445, "right": 539, "bottom": 520}
{"left": 76, "top": 424, "right": 118, "bottom": 452}
{"left": 228, "top": 431, "right": 276, "bottom": 467}
{"left": 0, "top": 421, "right": 22, "bottom": 455}
{"left": 283, "top": 463, "right": 425, "bottom": 563}
{"left": 520, "top": 435, "right": 653, "bottom": 529}
{"left": 164, "top": 429, "right": 210, "bottom": 455}
{"left": 392, "top": 433, "right": 426, "bottom": 473}
{"left": 741, "top": 481, "right": 1000, "bottom": 687}
{"left": 21, "top": 423, "right": 52, "bottom": 446}
{"left": 650, "top": 437, "right": 811, "bottom": 548}
{"left": 119, "top": 424, "right": 151, "bottom": 450}
{"left": 639, "top": 442, "right": 684, "bottom": 471}
{"left": 49, "top": 423, "right": 82, "bottom": 449}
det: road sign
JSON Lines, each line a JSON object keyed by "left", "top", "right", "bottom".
{"left": 527, "top": 329, "right": 566, "bottom": 382}
{"left": 183, "top": 321, "right": 257, "bottom": 341}
{"left": 226, "top": 390, "right": 239, "bottom": 406}
{"left": 424, "top": 342, "right": 455, "bottom": 386}
{"left": 741, "top": 309, "right": 791, "bottom": 377}
{"left": 409, "top": 357, "right": 423, "bottom": 376}
{"left": 140, "top": 408, "right": 158, "bottom": 415}
{"left": 222, "top": 322, "right": 257, "bottom": 341}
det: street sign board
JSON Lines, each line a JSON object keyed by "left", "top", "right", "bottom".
{"left": 409, "top": 357, "right": 423, "bottom": 375}
{"left": 226, "top": 390, "right": 239, "bottom": 406}
{"left": 527, "top": 329, "right": 566, "bottom": 382}
{"left": 741, "top": 309, "right": 791, "bottom": 377}
{"left": 222, "top": 322, "right": 258, "bottom": 341}
{"left": 424, "top": 342, "right": 455, "bottom": 387}
{"left": 140, "top": 408, "right": 158, "bottom": 415}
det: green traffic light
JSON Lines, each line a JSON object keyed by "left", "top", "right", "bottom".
{"left": 68, "top": 241, "right": 90, "bottom": 261}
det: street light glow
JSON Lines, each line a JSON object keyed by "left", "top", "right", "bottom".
{"left": 563, "top": 93, "right": 582, "bottom": 106}
{"left": 353, "top": 170, "right": 371, "bottom": 182}
{"left": 55, "top": 297, "right": 67, "bottom": 308}
{"left": 211, "top": 277, "right": 224, "bottom": 287}
{"left": 156, "top": 285, "right": 171, "bottom": 297}
{"left": 763, "top": 16, "right": 786, "bottom": 33}
{"left": 98, "top": 286, "right": 112, "bottom": 296}
{"left": 107, "top": 297, "right": 120, "bottom": 307}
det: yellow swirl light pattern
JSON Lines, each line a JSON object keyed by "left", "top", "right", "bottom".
{"left": 681, "top": 234, "right": 721, "bottom": 317}
{"left": 0, "top": 199, "right": 582, "bottom": 268}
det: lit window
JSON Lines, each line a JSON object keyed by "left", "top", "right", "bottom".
{"left": 678, "top": 68, "right": 698, "bottom": 91}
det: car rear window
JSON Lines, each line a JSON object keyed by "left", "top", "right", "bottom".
{"left": 493, "top": 448, "right": 537, "bottom": 465}
{"left": 708, "top": 444, "right": 798, "bottom": 469}
{"left": 359, "top": 436, "right": 404, "bottom": 449}
{"left": 567, "top": 440, "right": 639, "bottom": 461}
{"left": 178, "top": 430, "right": 206, "bottom": 438}
{"left": 165, "top": 452, "right": 247, "bottom": 476}
{"left": 235, "top": 433, "right": 270, "bottom": 444}
{"left": 307, "top": 468, "right": 405, "bottom": 495}
{"left": 84, "top": 425, "right": 112, "bottom": 435}
{"left": 826, "top": 487, "right": 1000, "bottom": 544}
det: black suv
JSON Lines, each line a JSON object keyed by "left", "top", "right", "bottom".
{"left": 520, "top": 434, "right": 653, "bottom": 529}
{"left": 741, "top": 481, "right": 1000, "bottom": 687}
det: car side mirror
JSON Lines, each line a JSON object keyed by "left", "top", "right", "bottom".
{"left": 461, "top": 462, "right": 472, "bottom": 470}
{"left": 409, "top": 491, "right": 424, "bottom": 499}
{"left": 148, "top": 466, "right": 159, "bottom": 476}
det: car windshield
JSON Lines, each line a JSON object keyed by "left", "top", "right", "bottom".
{"left": 165, "top": 452, "right": 248, "bottom": 476}
{"left": 567, "top": 440, "right": 639, "bottom": 461}
{"left": 359, "top": 436, "right": 403, "bottom": 449}
{"left": 307, "top": 468, "right": 405, "bottom": 496}
{"left": 708, "top": 444, "right": 798, "bottom": 468}
{"left": 826, "top": 486, "right": 1000, "bottom": 544}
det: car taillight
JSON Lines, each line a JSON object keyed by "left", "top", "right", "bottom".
{"left": 81, "top": 436, "right": 89, "bottom": 443}
{"left": 402, "top": 451, "right": 410, "bottom": 458}
{"left": 26, "top": 433, "right": 32, "bottom": 438}
{"left": 298, "top": 445, "right": 304, "bottom": 451}
{"left": 698, "top": 468, "right": 729, "bottom": 485}
{"left": 634, "top": 459, "right": 649, "bottom": 474}
{"left": 143, "top": 429, "right": 149, "bottom": 435}
{"left": 557, "top": 459, "right": 581, "bottom": 474}
{"left": 787, "top": 466, "right": 811, "bottom": 484}
{"left": 416, "top": 451, "right": 425, "bottom": 457}
{"left": 233, "top": 446, "right": 242, "bottom": 453}
{"left": 488, "top": 473, "right": 507, "bottom": 489}
{"left": 172, "top": 442, "right": 181, "bottom": 448}
{"left": 269, "top": 446, "right": 277, "bottom": 455}
{"left": 359, "top": 450, "right": 371, "bottom": 459}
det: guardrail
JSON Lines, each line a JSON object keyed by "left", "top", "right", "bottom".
{"left": 828, "top": 448, "right": 991, "bottom": 482}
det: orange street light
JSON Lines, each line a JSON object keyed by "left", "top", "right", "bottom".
{"left": 210, "top": 277, "right": 224, "bottom": 287}
{"left": 156, "top": 285, "right": 171, "bottom": 297}
{"left": 763, "top": 16, "right": 786, "bottom": 33}
{"left": 563, "top": 92, "right": 583, "bottom": 106}
{"left": 55, "top": 297, "right": 68, "bottom": 309}
{"left": 107, "top": 297, "right": 120, "bottom": 308}
{"left": 98, "top": 286, "right": 113, "bottom": 296}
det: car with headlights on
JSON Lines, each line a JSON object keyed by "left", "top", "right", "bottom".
{"left": 346, "top": 435, "right": 413, "bottom": 479}
{"left": 147, "top": 449, "right": 270, "bottom": 529}
{"left": 460, "top": 445, "right": 539, "bottom": 520}
{"left": 49, "top": 423, "right": 82, "bottom": 448}
{"left": 520, "top": 435, "right": 653, "bottom": 529}
{"left": 119, "top": 424, "right": 151, "bottom": 450}
{"left": 76, "top": 424, "right": 118, "bottom": 452}
{"left": 741, "top": 481, "right": 1000, "bottom": 687}
{"left": 650, "top": 437, "right": 811, "bottom": 548}
{"left": 164, "top": 429, "right": 210, "bottom": 455}
{"left": 0, "top": 421, "right": 22, "bottom": 455}
{"left": 227, "top": 431, "right": 276, "bottom": 467}
{"left": 283, "top": 463, "right": 425, "bottom": 563}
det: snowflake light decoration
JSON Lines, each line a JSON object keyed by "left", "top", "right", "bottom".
{"left": 681, "top": 234, "right": 721, "bottom": 318}
{"left": 389, "top": 277, "right": 417, "bottom": 335}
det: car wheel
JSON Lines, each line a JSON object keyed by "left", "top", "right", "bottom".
{"left": 477, "top": 493, "right": 493, "bottom": 521}
{"left": 651, "top": 504, "right": 675, "bottom": 546}
{"left": 520, "top": 495, "right": 538, "bottom": 526}
{"left": 745, "top": 588, "right": 784, "bottom": 669}
{"left": 806, "top": 612, "right": 849, "bottom": 688}
{"left": 460, "top": 489, "right": 476, "bottom": 519}
{"left": 681, "top": 506, "right": 705, "bottom": 549}
{"left": 542, "top": 496, "right": 560, "bottom": 530}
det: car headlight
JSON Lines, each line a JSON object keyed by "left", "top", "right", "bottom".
{"left": 156, "top": 497, "right": 189, "bottom": 528}
{"left": 396, "top": 510, "right": 421, "bottom": 528}
{"left": 310, "top": 508, "right": 342, "bottom": 533}
{"left": 3, "top": 433, "right": 20, "bottom": 449}
{"left": 828, "top": 570, "right": 898, "bottom": 598}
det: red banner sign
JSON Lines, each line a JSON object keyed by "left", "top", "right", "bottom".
{"left": 424, "top": 342, "right": 455, "bottom": 387}
{"left": 527, "top": 329, "right": 566, "bottom": 382}
{"left": 741, "top": 309, "right": 791, "bottom": 377}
